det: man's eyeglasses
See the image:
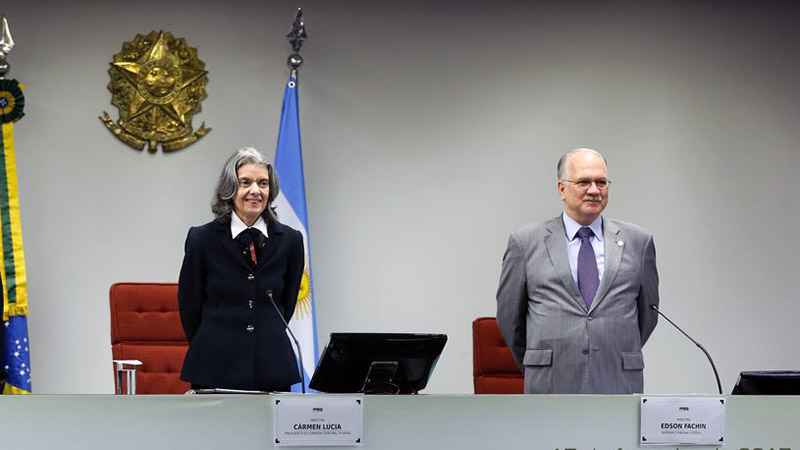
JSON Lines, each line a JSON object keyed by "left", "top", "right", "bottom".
{"left": 562, "top": 179, "right": 611, "bottom": 190}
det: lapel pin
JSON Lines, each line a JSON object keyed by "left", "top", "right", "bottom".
{"left": 616, "top": 240, "right": 624, "bottom": 247}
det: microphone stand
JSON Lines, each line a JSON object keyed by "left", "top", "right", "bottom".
{"left": 651, "top": 305, "right": 723, "bottom": 395}
{"left": 268, "top": 290, "right": 306, "bottom": 394}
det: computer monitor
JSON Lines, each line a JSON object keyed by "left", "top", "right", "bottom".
{"left": 731, "top": 371, "right": 800, "bottom": 395}
{"left": 309, "top": 332, "right": 447, "bottom": 394}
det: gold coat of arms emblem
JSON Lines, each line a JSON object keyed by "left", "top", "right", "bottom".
{"left": 100, "top": 31, "right": 210, "bottom": 152}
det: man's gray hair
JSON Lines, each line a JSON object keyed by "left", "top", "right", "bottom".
{"left": 211, "top": 147, "right": 280, "bottom": 221}
{"left": 557, "top": 148, "right": 608, "bottom": 180}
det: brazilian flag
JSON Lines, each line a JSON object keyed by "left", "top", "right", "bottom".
{"left": 0, "top": 77, "right": 32, "bottom": 394}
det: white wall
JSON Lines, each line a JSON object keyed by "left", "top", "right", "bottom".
{"left": 4, "top": 0, "right": 799, "bottom": 394}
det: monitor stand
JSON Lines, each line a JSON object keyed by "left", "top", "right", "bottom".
{"left": 361, "top": 361, "right": 401, "bottom": 394}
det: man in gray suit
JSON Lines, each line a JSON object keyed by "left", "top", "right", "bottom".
{"left": 496, "top": 148, "right": 659, "bottom": 394}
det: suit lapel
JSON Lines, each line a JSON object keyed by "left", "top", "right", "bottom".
{"left": 256, "top": 219, "right": 282, "bottom": 272}
{"left": 216, "top": 220, "right": 253, "bottom": 272}
{"left": 544, "top": 216, "right": 585, "bottom": 309}
{"left": 590, "top": 219, "right": 622, "bottom": 313}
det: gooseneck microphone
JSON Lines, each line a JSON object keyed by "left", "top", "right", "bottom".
{"left": 650, "top": 305, "right": 723, "bottom": 395}
{"left": 267, "top": 290, "right": 306, "bottom": 394}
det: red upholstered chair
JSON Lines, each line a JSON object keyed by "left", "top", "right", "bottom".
{"left": 472, "top": 317, "right": 524, "bottom": 394}
{"left": 110, "top": 283, "right": 190, "bottom": 394}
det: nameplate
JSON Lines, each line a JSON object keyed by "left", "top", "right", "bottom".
{"left": 274, "top": 395, "right": 364, "bottom": 446}
{"left": 640, "top": 396, "right": 726, "bottom": 445}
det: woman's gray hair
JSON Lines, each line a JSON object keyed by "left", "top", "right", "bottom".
{"left": 211, "top": 147, "right": 280, "bottom": 222}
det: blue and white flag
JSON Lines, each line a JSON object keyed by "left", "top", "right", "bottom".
{"left": 273, "top": 75, "right": 318, "bottom": 392}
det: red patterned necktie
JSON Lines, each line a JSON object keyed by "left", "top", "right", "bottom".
{"left": 237, "top": 228, "right": 265, "bottom": 265}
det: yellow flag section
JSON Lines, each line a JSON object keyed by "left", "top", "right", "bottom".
{"left": 0, "top": 123, "right": 28, "bottom": 318}
{"left": 0, "top": 78, "right": 32, "bottom": 394}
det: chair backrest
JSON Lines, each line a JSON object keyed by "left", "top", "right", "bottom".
{"left": 110, "top": 282, "right": 190, "bottom": 394}
{"left": 472, "top": 317, "right": 524, "bottom": 394}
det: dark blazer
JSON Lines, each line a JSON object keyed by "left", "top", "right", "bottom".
{"left": 178, "top": 216, "right": 305, "bottom": 390}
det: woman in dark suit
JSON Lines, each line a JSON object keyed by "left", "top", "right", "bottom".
{"left": 178, "top": 147, "right": 304, "bottom": 391}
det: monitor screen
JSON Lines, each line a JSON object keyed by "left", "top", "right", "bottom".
{"left": 309, "top": 333, "right": 447, "bottom": 394}
{"left": 732, "top": 371, "right": 800, "bottom": 395}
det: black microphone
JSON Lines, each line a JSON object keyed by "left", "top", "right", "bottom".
{"left": 650, "top": 304, "right": 723, "bottom": 395}
{"left": 267, "top": 290, "right": 306, "bottom": 394}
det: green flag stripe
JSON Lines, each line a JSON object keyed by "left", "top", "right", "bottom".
{"left": 0, "top": 127, "right": 18, "bottom": 305}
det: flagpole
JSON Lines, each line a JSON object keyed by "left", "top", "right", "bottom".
{"left": 277, "top": 7, "right": 318, "bottom": 393}
{"left": 284, "top": 11, "right": 305, "bottom": 392}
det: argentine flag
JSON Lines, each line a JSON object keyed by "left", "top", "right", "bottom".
{"left": 273, "top": 75, "right": 318, "bottom": 392}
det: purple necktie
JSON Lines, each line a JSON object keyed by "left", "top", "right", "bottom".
{"left": 577, "top": 227, "right": 599, "bottom": 309}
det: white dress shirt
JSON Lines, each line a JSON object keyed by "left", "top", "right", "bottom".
{"left": 562, "top": 213, "right": 605, "bottom": 285}
{"left": 230, "top": 213, "right": 269, "bottom": 239}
